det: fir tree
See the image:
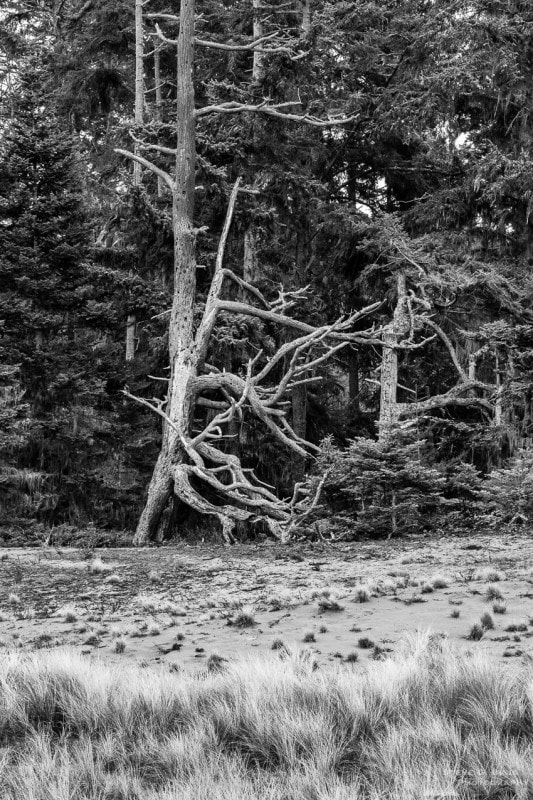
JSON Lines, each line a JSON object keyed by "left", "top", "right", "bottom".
{"left": 315, "top": 431, "right": 444, "bottom": 539}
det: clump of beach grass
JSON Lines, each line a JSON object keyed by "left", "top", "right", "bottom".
{"left": 485, "top": 584, "right": 504, "bottom": 602}
{"left": 2, "top": 633, "right": 532, "bottom": 799}
{"left": 88, "top": 557, "right": 112, "bottom": 576}
{"left": 474, "top": 567, "right": 505, "bottom": 582}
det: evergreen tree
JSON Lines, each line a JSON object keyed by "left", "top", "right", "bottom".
{"left": 313, "top": 431, "right": 444, "bottom": 539}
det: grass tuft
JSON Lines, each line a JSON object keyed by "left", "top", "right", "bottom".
{"left": 475, "top": 567, "right": 505, "bottom": 582}
{"left": 467, "top": 623, "right": 484, "bottom": 641}
{"left": 504, "top": 622, "right": 528, "bottom": 633}
{"left": 480, "top": 612, "right": 494, "bottom": 631}
{"left": 493, "top": 600, "right": 507, "bottom": 614}
{"left": 230, "top": 607, "right": 256, "bottom": 628}
{"left": 354, "top": 586, "right": 371, "bottom": 603}
{"left": 484, "top": 584, "right": 504, "bottom": 602}
{"left": 430, "top": 574, "right": 450, "bottom": 589}
{"left": 88, "top": 557, "right": 111, "bottom": 575}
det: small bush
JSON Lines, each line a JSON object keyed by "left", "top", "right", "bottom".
{"left": 63, "top": 608, "right": 77, "bottom": 623}
{"left": 358, "top": 637, "right": 375, "bottom": 649}
{"left": 303, "top": 631, "right": 316, "bottom": 643}
{"left": 319, "top": 625, "right": 328, "bottom": 634}
{"left": 113, "top": 637, "right": 126, "bottom": 654}
{"left": 450, "top": 609, "right": 460, "bottom": 619}
{"left": 148, "top": 623, "right": 161, "bottom": 636}
{"left": 420, "top": 583, "right": 434, "bottom": 594}
{"left": 271, "top": 638, "right": 286, "bottom": 651}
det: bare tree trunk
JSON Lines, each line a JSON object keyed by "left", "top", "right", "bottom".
{"left": 133, "top": 0, "right": 143, "bottom": 186}
{"left": 379, "top": 271, "right": 408, "bottom": 439}
{"left": 126, "top": 0, "right": 144, "bottom": 362}
{"left": 125, "top": 315, "right": 136, "bottom": 361}
{"left": 154, "top": 46, "right": 164, "bottom": 198}
{"left": 300, "top": 0, "right": 311, "bottom": 36}
{"left": 133, "top": 0, "right": 197, "bottom": 545}
{"left": 348, "top": 348, "right": 360, "bottom": 418}
{"left": 291, "top": 383, "right": 307, "bottom": 480}
{"left": 243, "top": 227, "right": 260, "bottom": 283}
{"left": 252, "top": 0, "right": 264, "bottom": 82}
{"left": 494, "top": 351, "right": 503, "bottom": 427}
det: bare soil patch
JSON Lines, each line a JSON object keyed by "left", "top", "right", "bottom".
{"left": 1, "top": 532, "right": 533, "bottom": 671}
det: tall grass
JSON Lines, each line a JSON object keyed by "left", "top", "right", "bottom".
{"left": 1, "top": 633, "right": 533, "bottom": 798}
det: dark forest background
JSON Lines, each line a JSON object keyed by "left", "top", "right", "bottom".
{"left": 1, "top": 0, "right": 533, "bottom": 545}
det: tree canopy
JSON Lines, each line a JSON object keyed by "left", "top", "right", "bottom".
{"left": 1, "top": 0, "right": 533, "bottom": 543}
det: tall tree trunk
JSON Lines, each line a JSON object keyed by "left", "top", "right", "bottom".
{"left": 133, "top": 0, "right": 197, "bottom": 545}
{"left": 125, "top": 315, "right": 136, "bottom": 361}
{"left": 348, "top": 348, "right": 360, "bottom": 418}
{"left": 379, "top": 271, "right": 408, "bottom": 439}
{"left": 154, "top": 46, "right": 164, "bottom": 199}
{"left": 300, "top": 0, "right": 311, "bottom": 36}
{"left": 252, "top": 0, "right": 264, "bottom": 82}
{"left": 126, "top": 0, "right": 144, "bottom": 362}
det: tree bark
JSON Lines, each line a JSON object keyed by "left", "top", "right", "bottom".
{"left": 154, "top": 46, "right": 164, "bottom": 198}
{"left": 251, "top": 0, "right": 264, "bottom": 82}
{"left": 378, "top": 271, "right": 409, "bottom": 439}
{"left": 125, "top": 314, "right": 136, "bottom": 361}
{"left": 133, "top": 0, "right": 197, "bottom": 545}
{"left": 126, "top": 0, "right": 144, "bottom": 361}
{"left": 348, "top": 347, "right": 360, "bottom": 418}
{"left": 300, "top": 0, "right": 311, "bottom": 36}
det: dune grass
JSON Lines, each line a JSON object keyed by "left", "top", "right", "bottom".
{"left": 1, "top": 633, "right": 533, "bottom": 799}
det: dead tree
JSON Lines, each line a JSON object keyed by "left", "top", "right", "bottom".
{"left": 117, "top": 0, "right": 370, "bottom": 545}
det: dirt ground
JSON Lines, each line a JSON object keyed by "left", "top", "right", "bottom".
{"left": 1, "top": 532, "right": 533, "bottom": 672}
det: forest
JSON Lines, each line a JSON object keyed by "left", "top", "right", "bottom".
{"left": 1, "top": 0, "right": 533, "bottom": 546}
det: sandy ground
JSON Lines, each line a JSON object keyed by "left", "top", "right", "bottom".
{"left": 1, "top": 532, "right": 533, "bottom": 672}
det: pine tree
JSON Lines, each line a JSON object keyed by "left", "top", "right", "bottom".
{"left": 314, "top": 430, "right": 444, "bottom": 539}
